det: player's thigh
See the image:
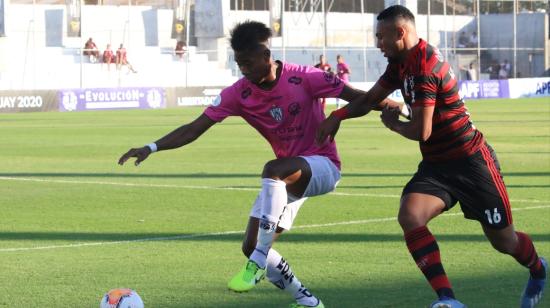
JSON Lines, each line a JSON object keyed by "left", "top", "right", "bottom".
{"left": 300, "top": 155, "right": 341, "bottom": 198}
{"left": 399, "top": 193, "right": 447, "bottom": 230}
{"left": 400, "top": 162, "right": 455, "bottom": 229}
{"left": 262, "top": 157, "right": 311, "bottom": 197}
{"left": 454, "top": 145, "right": 512, "bottom": 229}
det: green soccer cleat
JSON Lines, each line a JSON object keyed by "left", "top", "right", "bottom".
{"left": 289, "top": 300, "right": 325, "bottom": 308}
{"left": 227, "top": 260, "right": 266, "bottom": 292}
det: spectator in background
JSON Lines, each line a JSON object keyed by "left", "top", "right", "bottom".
{"left": 175, "top": 40, "right": 186, "bottom": 61}
{"left": 102, "top": 44, "right": 115, "bottom": 71}
{"left": 335, "top": 54, "right": 351, "bottom": 108}
{"left": 116, "top": 44, "right": 137, "bottom": 74}
{"left": 457, "top": 31, "right": 468, "bottom": 48}
{"left": 501, "top": 59, "right": 511, "bottom": 78}
{"left": 84, "top": 38, "right": 100, "bottom": 63}
{"left": 314, "top": 54, "right": 332, "bottom": 110}
{"left": 314, "top": 54, "right": 331, "bottom": 73}
{"left": 336, "top": 54, "right": 350, "bottom": 82}
{"left": 468, "top": 31, "right": 478, "bottom": 48}
{"left": 467, "top": 63, "right": 477, "bottom": 81}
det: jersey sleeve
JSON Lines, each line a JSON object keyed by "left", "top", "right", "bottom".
{"left": 412, "top": 73, "right": 439, "bottom": 107}
{"left": 304, "top": 67, "right": 345, "bottom": 99}
{"left": 341, "top": 63, "right": 350, "bottom": 73}
{"left": 378, "top": 63, "right": 401, "bottom": 91}
{"left": 203, "top": 86, "right": 240, "bottom": 122}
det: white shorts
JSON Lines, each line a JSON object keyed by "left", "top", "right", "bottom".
{"left": 249, "top": 155, "right": 341, "bottom": 230}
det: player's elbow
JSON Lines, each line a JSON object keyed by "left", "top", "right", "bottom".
{"left": 419, "top": 128, "right": 432, "bottom": 142}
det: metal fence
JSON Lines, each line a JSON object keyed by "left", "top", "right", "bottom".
{"left": 0, "top": 0, "right": 547, "bottom": 90}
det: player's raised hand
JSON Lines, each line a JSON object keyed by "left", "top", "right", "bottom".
{"left": 315, "top": 114, "right": 341, "bottom": 145}
{"left": 118, "top": 147, "right": 152, "bottom": 166}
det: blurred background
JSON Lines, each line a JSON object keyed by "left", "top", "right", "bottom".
{"left": 0, "top": 0, "right": 547, "bottom": 89}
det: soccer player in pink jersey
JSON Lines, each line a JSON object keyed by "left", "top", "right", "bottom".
{"left": 119, "top": 21, "right": 404, "bottom": 308}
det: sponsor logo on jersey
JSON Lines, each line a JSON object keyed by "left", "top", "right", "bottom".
{"left": 323, "top": 71, "right": 334, "bottom": 83}
{"left": 288, "top": 76, "right": 302, "bottom": 85}
{"left": 288, "top": 102, "right": 301, "bottom": 116}
{"left": 241, "top": 87, "right": 252, "bottom": 99}
{"left": 331, "top": 76, "right": 342, "bottom": 88}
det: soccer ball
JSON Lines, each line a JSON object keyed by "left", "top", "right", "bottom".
{"left": 100, "top": 288, "right": 144, "bottom": 308}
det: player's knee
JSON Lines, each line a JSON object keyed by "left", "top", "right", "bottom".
{"left": 489, "top": 239, "right": 516, "bottom": 255}
{"left": 398, "top": 211, "right": 423, "bottom": 231}
{"left": 261, "top": 159, "right": 281, "bottom": 179}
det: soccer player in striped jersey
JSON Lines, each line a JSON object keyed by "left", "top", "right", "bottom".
{"left": 316, "top": 5, "right": 546, "bottom": 308}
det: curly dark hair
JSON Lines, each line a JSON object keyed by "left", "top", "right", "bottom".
{"left": 377, "top": 5, "right": 415, "bottom": 24}
{"left": 230, "top": 21, "right": 272, "bottom": 52}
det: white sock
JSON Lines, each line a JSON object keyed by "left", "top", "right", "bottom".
{"left": 266, "top": 249, "right": 319, "bottom": 306}
{"left": 250, "top": 178, "right": 287, "bottom": 268}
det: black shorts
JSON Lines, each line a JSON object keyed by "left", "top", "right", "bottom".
{"left": 402, "top": 143, "right": 513, "bottom": 229}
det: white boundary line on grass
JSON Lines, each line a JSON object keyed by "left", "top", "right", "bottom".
{"left": 0, "top": 204, "right": 548, "bottom": 253}
{"left": 1, "top": 176, "right": 549, "bottom": 204}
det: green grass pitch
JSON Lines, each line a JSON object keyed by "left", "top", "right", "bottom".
{"left": 0, "top": 97, "right": 548, "bottom": 307}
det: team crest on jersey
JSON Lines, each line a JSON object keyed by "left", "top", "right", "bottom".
{"left": 403, "top": 75, "right": 415, "bottom": 103}
{"left": 288, "top": 102, "right": 301, "bottom": 116}
{"left": 241, "top": 87, "right": 252, "bottom": 99}
{"left": 288, "top": 76, "right": 302, "bottom": 85}
{"left": 269, "top": 106, "right": 284, "bottom": 122}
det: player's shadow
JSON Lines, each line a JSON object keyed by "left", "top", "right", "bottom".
{"left": 146, "top": 262, "right": 540, "bottom": 307}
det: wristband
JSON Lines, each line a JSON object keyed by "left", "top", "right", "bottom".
{"left": 331, "top": 108, "right": 349, "bottom": 120}
{"left": 146, "top": 142, "right": 158, "bottom": 153}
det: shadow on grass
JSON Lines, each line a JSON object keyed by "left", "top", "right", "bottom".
{"left": 1, "top": 171, "right": 550, "bottom": 179}
{"left": 148, "top": 268, "right": 544, "bottom": 308}
{"left": 0, "top": 231, "right": 548, "bottom": 244}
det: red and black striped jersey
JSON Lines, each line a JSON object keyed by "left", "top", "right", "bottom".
{"left": 379, "top": 39, "right": 484, "bottom": 162}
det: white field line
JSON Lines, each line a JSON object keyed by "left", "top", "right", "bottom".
{"left": 0, "top": 204, "right": 548, "bottom": 253}
{"left": 0, "top": 176, "right": 548, "bottom": 204}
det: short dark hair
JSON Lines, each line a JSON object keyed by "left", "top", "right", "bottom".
{"left": 377, "top": 5, "right": 415, "bottom": 24}
{"left": 230, "top": 21, "right": 272, "bottom": 52}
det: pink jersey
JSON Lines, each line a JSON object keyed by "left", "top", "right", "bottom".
{"left": 204, "top": 61, "right": 344, "bottom": 169}
{"left": 337, "top": 62, "right": 350, "bottom": 82}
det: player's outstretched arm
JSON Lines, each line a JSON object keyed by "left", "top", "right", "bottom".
{"left": 118, "top": 114, "right": 216, "bottom": 166}
{"left": 316, "top": 82, "right": 397, "bottom": 144}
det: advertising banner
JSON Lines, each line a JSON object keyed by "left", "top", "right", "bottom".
{"left": 458, "top": 80, "right": 509, "bottom": 100}
{"left": 59, "top": 87, "right": 165, "bottom": 112}
{"left": 0, "top": 90, "right": 59, "bottom": 113}
{"left": 507, "top": 77, "right": 550, "bottom": 98}
{"left": 165, "top": 87, "right": 222, "bottom": 107}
